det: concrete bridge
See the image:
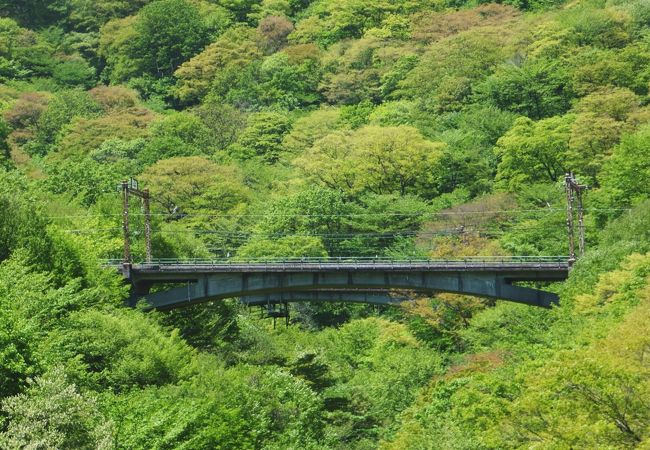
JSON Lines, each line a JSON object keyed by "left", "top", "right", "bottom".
{"left": 116, "top": 257, "right": 570, "bottom": 310}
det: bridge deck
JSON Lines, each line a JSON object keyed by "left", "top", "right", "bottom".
{"left": 119, "top": 256, "right": 569, "bottom": 274}
{"left": 113, "top": 257, "right": 570, "bottom": 310}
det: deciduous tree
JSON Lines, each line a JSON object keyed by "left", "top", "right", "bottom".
{"left": 130, "top": 0, "right": 208, "bottom": 79}
{"left": 495, "top": 115, "right": 573, "bottom": 189}
{"left": 296, "top": 125, "right": 445, "bottom": 197}
{"left": 0, "top": 368, "right": 114, "bottom": 449}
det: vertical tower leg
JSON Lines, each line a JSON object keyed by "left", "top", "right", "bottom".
{"left": 122, "top": 180, "right": 130, "bottom": 264}
{"left": 564, "top": 173, "right": 576, "bottom": 266}
{"left": 143, "top": 189, "right": 152, "bottom": 263}
{"left": 577, "top": 188, "right": 585, "bottom": 257}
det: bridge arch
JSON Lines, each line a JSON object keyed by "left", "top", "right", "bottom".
{"left": 125, "top": 260, "right": 568, "bottom": 310}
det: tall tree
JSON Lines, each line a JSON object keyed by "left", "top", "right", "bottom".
{"left": 0, "top": 0, "right": 66, "bottom": 29}
{"left": 495, "top": 115, "right": 573, "bottom": 189}
{"left": 0, "top": 368, "right": 114, "bottom": 449}
{"left": 130, "top": 0, "right": 208, "bottom": 78}
{"left": 295, "top": 125, "right": 445, "bottom": 198}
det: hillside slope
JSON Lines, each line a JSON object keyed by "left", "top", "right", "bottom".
{"left": 0, "top": 0, "right": 649, "bottom": 448}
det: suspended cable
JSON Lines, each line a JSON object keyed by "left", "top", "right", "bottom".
{"left": 45, "top": 207, "right": 631, "bottom": 221}
{"left": 61, "top": 225, "right": 599, "bottom": 236}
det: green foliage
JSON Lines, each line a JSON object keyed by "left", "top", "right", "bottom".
{"left": 199, "top": 2, "right": 234, "bottom": 39}
{"left": 53, "top": 107, "right": 152, "bottom": 159}
{"left": 570, "top": 44, "right": 650, "bottom": 96}
{"left": 251, "top": 187, "right": 351, "bottom": 256}
{"left": 0, "top": 18, "right": 56, "bottom": 80}
{"left": 194, "top": 100, "right": 247, "bottom": 150}
{"left": 477, "top": 58, "right": 573, "bottom": 120}
{"left": 52, "top": 58, "right": 96, "bottom": 88}
{"left": 0, "top": 367, "right": 114, "bottom": 449}
{"left": 289, "top": 0, "right": 438, "bottom": 46}
{"left": 99, "top": 0, "right": 209, "bottom": 95}
{"left": 1, "top": 1, "right": 650, "bottom": 449}
{"left": 0, "top": 262, "right": 36, "bottom": 397}
{"left": 150, "top": 111, "right": 210, "bottom": 147}
{"left": 501, "top": 255, "right": 650, "bottom": 448}
{"left": 185, "top": 37, "right": 323, "bottom": 109}
{"left": 594, "top": 125, "right": 650, "bottom": 214}
{"left": 0, "top": 253, "right": 103, "bottom": 398}
{"left": 174, "top": 26, "right": 261, "bottom": 105}
{"left": 110, "top": 365, "right": 324, "bottom": 449}
{"left": 495, "top": 115, "right": 573, "bottom": 189}
{"left": 237, "top": 235, "right": 328, "bottom": 259}
{"left": 0, "top": 1, "right": 72, "bottom": 29}
{"left": 282, "top": 107, "right": 341, "bottom": 152}
{"left": 140, "top": 155, "right": 252, "bottom": 255}
{"left": 318, "top": 38, "right": 386, "bottom": 105}
{"left": 399, "top": 29, "right": 515, "bottom": 109}
{"left": 105, "top": 380, "right": 251, "bottom": 449}
{"left": 141, "top": 156, "right": 250, "bottom": 214}
{"left": 561, "top": 5, "right": 632, "bottom": 48}
{"left": 217, "top": 0, "right": 263, "bottom": 23}
{"left": 258, "top": 51, "right": 322, "bottom": 108}
{"left": 41, "top": 149, "right": 142, "bottom": 206}
{"left": 248, "top": 0, "right": 293, "bottom": 23}
{"left": 161, "top": 301, "right": 240, "bottom": 352}
{"left": 48, "top": 308, "right": 196, "bottom": 391}
{"left": 320, "top": 317, "right": 443, "bottom": 441}
{"left": 296, "top": 125, "right": 445, "bottom": 198}
{"left": 0, "top": 175, "right": 84, "bottom": 282}
{"left": 250, "top": 187, "right": 432, "bottom": 259}
{"left": 0, "top": 116, "right": 10, "bottom": 163}
{"left": 131, "top": 0, "right": 208, "bottom": 79}
{"left": 33, "top": 89, "right": 101, "bottom": 154}
{"left": 339, "top": 100, "right": 375, "bottom": 128}
{"left": 234, "top": 111, "right": 291, "bottom": 162}
{"left": 559, "top": 200, "right": 650, "bottom": 300}
{"left": 380, "top": 55, "right": 419, "bottom": 99}
{"left": 65, "top": 0, "right": 152, "bottom": 31}
{"left": 137, "top": 111, "right": 210, "bottom": 164}
{"left": 98, "top": 16, "right": 139, "bottom": 84}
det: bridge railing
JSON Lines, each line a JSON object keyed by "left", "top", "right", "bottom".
{"left": 103, "top": 255, "right": 569, "bottom": 266}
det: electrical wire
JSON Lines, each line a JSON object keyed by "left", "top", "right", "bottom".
{"left": 45, "top": 207, "right": 631, "bottom": 220}
{"left": 61, "top": 225, "right": 599, "bottom": 236}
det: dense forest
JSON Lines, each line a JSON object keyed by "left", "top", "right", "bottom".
{"left": 0, "top": 0, "right": 649, "bottom": 447}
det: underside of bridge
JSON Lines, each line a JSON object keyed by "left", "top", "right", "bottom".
{"left": 125, "top": 264, "right": 568, "bottom": 310}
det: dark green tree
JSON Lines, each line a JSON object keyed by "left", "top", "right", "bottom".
{"left": 130, "top": 0, "right": 208, "bottom": 78}
{"left": 477, "top": 59, "right": 573, "bottom": 120}
{"left": 0, "top": 0, "right": 66, "bottom": 29}
{"left": 52, "top": 58, "right": 96, "bottom": 88}
{"left": 0, "top": 117, "right": 10, "bottom": 164}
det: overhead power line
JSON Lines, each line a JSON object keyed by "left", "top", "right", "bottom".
{"left": 61, "top": 225, "right": 599, "bottom": 237}
{"left": 45, "top": 207, "right": 630, "bottom": 220}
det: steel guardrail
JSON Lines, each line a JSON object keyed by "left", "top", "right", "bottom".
{"left": 103, "top": 256, "right": 569, "bottom": 265}
{"left": 103, "top": 256, "right": 570, "bottom": 274}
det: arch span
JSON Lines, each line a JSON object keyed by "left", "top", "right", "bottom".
{"left": 123, "top": 259, "right": 569, "bottom": 310}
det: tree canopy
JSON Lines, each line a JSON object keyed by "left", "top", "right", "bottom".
{"left": 0, "top": 0, "right": 649, "bottom": 447}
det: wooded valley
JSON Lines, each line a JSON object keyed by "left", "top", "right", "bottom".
{"left": 0, "top": 0, "right": 649, "bottom": 447}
